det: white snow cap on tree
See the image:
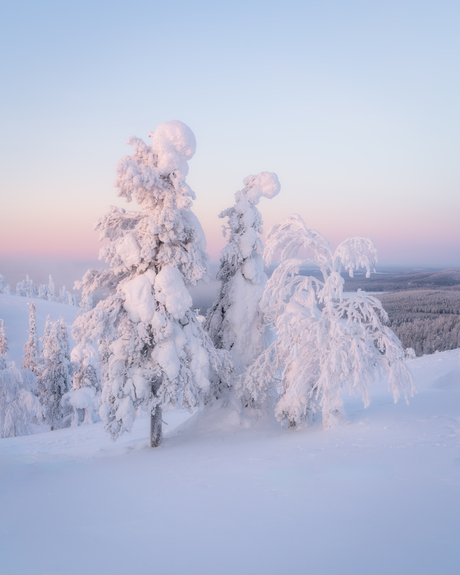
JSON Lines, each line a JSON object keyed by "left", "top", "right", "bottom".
{"left": 148, "top": 120, "right": 196, "bottom": 176}
{"left": 242, "top": 172, "right": 280, "bottom": 204}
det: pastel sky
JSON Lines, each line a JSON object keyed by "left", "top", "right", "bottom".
{"left": 1, "top": 0, "right": 459, "bottom": 274}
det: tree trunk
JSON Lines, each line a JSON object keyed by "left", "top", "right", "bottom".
{"left": 150, "top": 404, "right": 162, "bottom": 447}
{"left": 150, "top": 378, "right": 162, "bottom": 447}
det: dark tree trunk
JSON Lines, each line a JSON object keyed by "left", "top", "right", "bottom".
{"left": 150, "top": 404, "right": 162, "bottom": 447}
{"left": 150, "top": 378, "right": 162, "bottom": 447}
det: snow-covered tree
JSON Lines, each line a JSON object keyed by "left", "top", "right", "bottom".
{"left": 37, "top": 317, "right": 73, "bottom": 430}
{"left": 0, "top": 274, "right": 5, "bottom": 293}
{"left": 21, "top": 302, "right": 41, "bottom": 376}
{"left": 59, "top": 318, "right": 71, "bottom": 363}
{"left": 0, "top": 362, "right": 41, "bottom": 438}
{"left": 58, "top": 285, "right": 75, "bottom": 305}
{"left": 0, "top": 319, "right": 8, "bottom": 356}
{"left": 0, "top": 322, "right": 41, "bottom": 438}
{"left": 47, "top": 275, "right": 55, "bottom": 301}
{"left": 205, "top": 172, "right": 280, "bottom": 379}
{"left": 79, "top": 292, "right": 93, "bottom": 312}
{"left": 73, "top": 120, "right": 232, "bottom": 446}
{"left": 38, "top": 283, "right": 48, "bottom": 300}
{"left": 15, "top": 279, "right": 27, "bottom": 297}
{"left": 239, "top": 214, "right": 416, "bottom": 429}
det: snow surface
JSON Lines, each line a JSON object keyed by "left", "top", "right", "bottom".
{"left": 1, "top": 347, "right": 460, "bottom": 574}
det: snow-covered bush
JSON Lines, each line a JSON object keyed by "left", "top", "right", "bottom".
{"left": 205, "top": 172, "right": 280, "bottom": 380}
{"left": 239, "top": 214, "right": 415, "bottom": 429}
{"left": 37, "top": 316, "right": 73, "bottom": 430}
{"left": 64, "top": 342, "right": 100, "bottom": 426}
{"left": 62, "top": 386, "right": 100, "bottom": 426}
{"left": 73, "top": 120, "right": 232, "bottom": 446}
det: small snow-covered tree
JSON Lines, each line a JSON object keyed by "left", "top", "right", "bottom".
{"left": 0, "top": 274, "right": 5, "bottom": 293}
{"left": 205, "top": 172, "right": 280, "bottom": 380}
{"left": 73, "top": 120, "right": 232, "bottom": 446}
{"left": 38, "top": 283, "right": 48, "bottom": 300}
{"left": 0, "top": 319, "right": 8, "bottom": 356}
{"left": 0, "top": 323, "right": 41, "bottom": 438}
{"left": 47, "top": 275, "right": 56, "bottom": 301}
{"left": 239, "top": 214, "right": 415, "bottom": 429}
{"left": 37, "top": 317, "right": 73, "bottom": 430}
{"left": 59, "top": 318, "right": 71, "bottom": 363}
{"left": 21, "top": 302, "right": 41, "bottom": 376}
{"left": 15, "top": 279, "right": 27, "bottom": 297}
{"left": 58, "top": 286, "right": 74, "bottom": 305}
{"left": 0, "top": 363, "right": 41, "bottom": 438}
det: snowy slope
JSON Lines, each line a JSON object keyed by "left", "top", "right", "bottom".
{"left": 0, "top": 294, "right": 79, "bottom": 365}
{"left": 1, "top": 348, "right": 459, "bottom": 574}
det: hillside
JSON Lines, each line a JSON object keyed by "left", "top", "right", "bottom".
{"left": 1, "top": 349, "right": 460, "bottom": 575}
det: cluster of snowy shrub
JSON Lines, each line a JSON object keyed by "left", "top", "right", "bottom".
{"left": 70, "top": 120, "right": 415, "bottom": 447}
{"left": 0, "top": 273, "right": 78, "bottom": 306}
{"left": 0, "top": 304, "right": 91, "bottom": 438}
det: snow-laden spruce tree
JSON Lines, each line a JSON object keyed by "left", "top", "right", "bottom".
{"left": 37, "top": 316, "right": 73, "bottom": 430}
{"left": 73, "top": 120, "right": 232, "bottom": 446}
{"left": 0, "top": 322, "right": 41, "bottom": 438}
{"left": 47, "top": 276, "right": 55, "bottom": 301}
{"left": 205, "top": 172, "right": 280, "bottom": 379}
{"left": 21, "top": 302, "right": 41, "bottom": 376}
{"left": 239, "top": 214, "right": 415, "bottom": 429}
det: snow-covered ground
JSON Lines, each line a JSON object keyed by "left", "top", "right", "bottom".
{"left": 1, "top": 296, "right": 459, "bottom": 574}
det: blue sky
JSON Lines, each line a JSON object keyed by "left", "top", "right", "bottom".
{"left": 1, "top": 0, "right": 459, "bottom": 277}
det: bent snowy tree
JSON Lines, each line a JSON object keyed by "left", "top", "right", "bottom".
{"left": 238, "top": 214, "right": 415, "bottom": 429}
{"left": 73, "top": 121, "right": 232, "bottom": 447}
{"left": 205, "top": 172, "right": 280, "bottom": 383}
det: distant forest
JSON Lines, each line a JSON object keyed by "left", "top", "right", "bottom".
{"left": 375, "top": 290, "right": 460, "bottom": 356}
{"left": 304, "top": 267, "right": 460, "bottom": 357}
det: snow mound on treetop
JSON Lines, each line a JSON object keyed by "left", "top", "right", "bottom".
{"left": 244, "top": 172, "right": 280, "bottom": 204}
{"left": 148, "top": 120, "right": 196, "bottom": 175}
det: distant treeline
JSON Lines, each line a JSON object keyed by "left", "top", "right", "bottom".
{"left": 376, "top": 290, "right": 460, "bottom": 357}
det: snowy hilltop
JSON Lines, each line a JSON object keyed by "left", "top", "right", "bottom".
{"left": 1, "top": 348, "right": 459, "bottom": 574}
